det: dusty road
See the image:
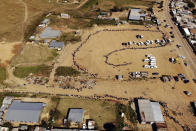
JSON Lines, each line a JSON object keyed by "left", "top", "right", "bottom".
{"left": 164, "top": 0, "right": 196, "bottom": 78}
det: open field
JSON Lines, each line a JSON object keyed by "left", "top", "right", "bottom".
{"left": 13, "top": 65, "right": 52, "bottom": 78}
{"left": 0, "top": 0, "right": 24, "bottom": 42}
{"left": 11, "top": 44, "right": 58, "bottom": 66}
{"left": 0, "top": 42, "right": 20, "bottom": 65}
{"left": 74, "top": 28, "right": 184, "bottom": 78}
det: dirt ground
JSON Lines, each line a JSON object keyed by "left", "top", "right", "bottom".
{"left": 0, "top": 42, "right": 21, "bottom": 65}
{"left": 74, "top": 27, "right": 186, "bottom": 78}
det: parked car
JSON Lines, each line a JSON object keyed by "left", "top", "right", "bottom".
{"left": 184, "top": 91, "right": 192, "bottom": 96}
{"left": 184, "top": 62, "right": 188, "bottom": 66}
{"left": 173, "top": 76, "right": 179, "bottom": 82}
{"left": 152, "top": 72, "right": 159, "bottom": 75}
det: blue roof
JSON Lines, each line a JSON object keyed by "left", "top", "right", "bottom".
{"left": 49, "top": 40, "right": 64, "bottom": 48}
{"left": 5, "top": 100, "right": 44, "bottom": 123}
{"left": 40, "top": 27, "right": 61, "bottom": 39}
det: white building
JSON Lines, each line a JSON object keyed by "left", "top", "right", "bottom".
{"left": 138, "top": 99, "right": 164, "bottom": 124}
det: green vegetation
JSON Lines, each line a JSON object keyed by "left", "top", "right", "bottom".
{"left": 0, "top": 67, "right": 6, "bottom": 83}
{"left": 187, "top": 0, "right": 195, "bottom": 8}
{"left": 115, "top": 102, "right": 138, "bottom": 131}
{"left": 115, "top": 103, "right": 126, "bottom": 131}
{"left": 24, "top": 13, "right": 48, "bottom": 42}
{"left": 81, "top": 0, "right": 155, "bottom": 10}
{"left": 55, "top": 66, "right": 80, "bottom": 76}
{"left": 192, "top": 9, "right": 196, "bottom": 15}
{"left": 90, "top": 19, "right": 117, "bottom": 25}
{"left": 13, "top": 65, "right": 52, "bottom": 78}
{"left": 158, "top": 1, "right": 164, "bottom": 8}
{"left": 2, "top": 122, "right": 13, "bottom": 130}
{"left": 59, "top": 32, "right": 81, "bottom": 44}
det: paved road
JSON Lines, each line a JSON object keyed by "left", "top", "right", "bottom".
{"left": 164, "top": 0, "right": 196, "bottom": 78}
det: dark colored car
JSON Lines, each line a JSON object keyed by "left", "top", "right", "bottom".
{"left": 184, "top": 80, "right": 189, "bottom": 84}
{"left": 152, "top": 72, "right": 159, "bottom": 75}
{"left": 173, "top": 76, "right": 179, "bottom": 82}
{"left": 193, "top": 79, "right": 196, "bottom": 83}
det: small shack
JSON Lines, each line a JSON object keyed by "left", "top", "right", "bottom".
{"left": 128, "top": 8, "right": 146, "bottom": 21}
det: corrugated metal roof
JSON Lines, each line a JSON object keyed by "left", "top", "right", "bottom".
{"left": 138, "top": 99, "right": 164, "bottom": 123}
{"left": 5, "top": 100, "right": 44, "bottom": 123}
{"left": 40, "top": 27, "right": 61, "bottom": 39}
{"left": 68, "top": 109, "right": 84, "bottom": 123}
{"left": 128, "top": 8, "right": 146, "bottom": 21}
{"left": 151, "top": 102, "right": 164, "bottom": 122}
{"left": 49, "top": 40, "right": 64, "bottom": 48}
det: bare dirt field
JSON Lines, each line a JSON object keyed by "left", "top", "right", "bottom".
{"left": 0, "top": 0, "right": 24, "bottom": 42}
{"left": 74, "top": 27, "right": 186, "bottom": 78}
{"left": 0, "top": 42, "right": 21, "bottom": 65}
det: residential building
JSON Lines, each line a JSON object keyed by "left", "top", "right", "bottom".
{"left": 128, "top": 8, "right": 146, "bottom": 21}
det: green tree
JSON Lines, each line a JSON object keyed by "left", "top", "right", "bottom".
{"left": 188, "top": 1, "right": 195, "bottom": 8}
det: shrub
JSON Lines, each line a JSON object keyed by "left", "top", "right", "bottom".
{"left": 55, "top": 66, "right": 80, "bottom": 76}
{"left": 0, "top": 66, "right": 6, "bottom": 83}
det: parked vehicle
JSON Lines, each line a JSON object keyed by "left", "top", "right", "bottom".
{"left": 173, "top": 76, "right": 179, "bottom": 82}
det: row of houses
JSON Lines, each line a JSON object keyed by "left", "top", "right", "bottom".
{"left": 29, "top": 14, "right": 71, "bottom": 50}
{"left": 170, "top": 0, "right": 196, "bottom": 52}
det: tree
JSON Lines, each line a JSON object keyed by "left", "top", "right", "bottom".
{"left": 192, "top": 9, "right": 196, "bottom": 15}
{"left": 2, "top": 122, "right": 13, "bottom": 129}
{"left": 188, "top": 1, "right": 195, "bottom": 8}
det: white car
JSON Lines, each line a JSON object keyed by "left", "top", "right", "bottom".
{"left": 144, "top": 65, "right": 150, "bottom": 68}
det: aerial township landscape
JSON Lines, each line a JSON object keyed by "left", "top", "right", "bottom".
{"left": 0, "top": 0, "right": 196, "bottom": 130}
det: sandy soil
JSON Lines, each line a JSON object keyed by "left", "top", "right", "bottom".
{"left": 0, "top": 42, "right": 20, "bottom": 65}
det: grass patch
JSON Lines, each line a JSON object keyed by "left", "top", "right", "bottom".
{"left": 0, "top": 67, "right": 6, "bottom": 83}
{"left": 11, "top": 45, "right": 58, "bottom": 65}
{"left": 13, "top": 65, "right": 52, "bottom": 78}
{"left": 55, "top": 66, "right": 80, "bottom": 77}
{"left": 53, "top": 97, "right": 116, "bottom": 129}
{"left": 81, "top": 0, "right": 155, "bottom": 11}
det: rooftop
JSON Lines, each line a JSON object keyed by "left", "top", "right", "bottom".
{"left": 40, "top": 27, "right": 61, "bottom": 39}
{"left": 67, "top": 108, "right": 84, "bottom": 123}
{"left": 128, "top": 8, "right": 146, "bottom": 21}
{"left": 5, "top": 100, "right": 44, "bottom": 123}
{"left": 138, "top": 99, "right": 164, "bottom": 123}
{"left": 49, "top": 40, "right": 64, "bottom": 48}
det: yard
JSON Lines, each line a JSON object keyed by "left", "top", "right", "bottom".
{"left": 11, "top": 44, "right": 58, "bottom": 66}
{"left": 41, "top": 97, "right": 116, "bottom": 130}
